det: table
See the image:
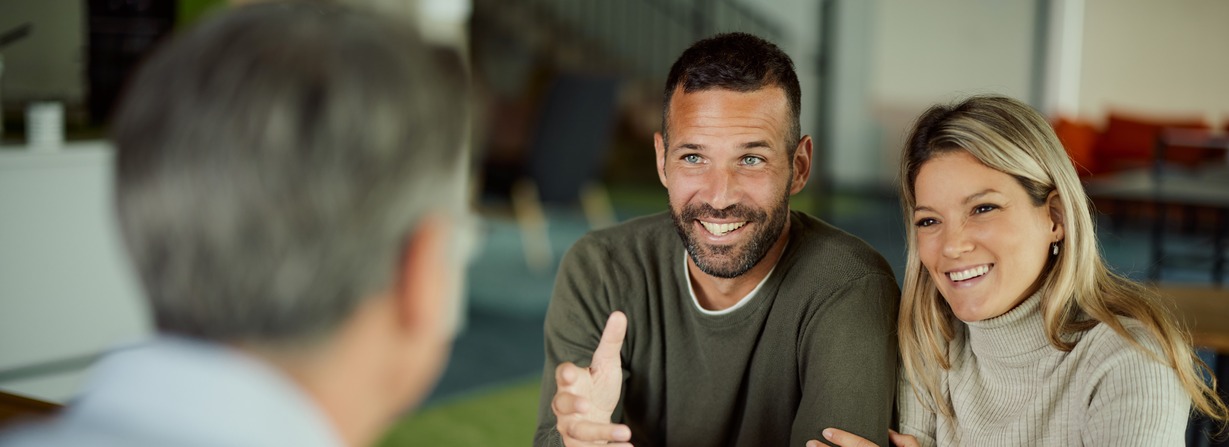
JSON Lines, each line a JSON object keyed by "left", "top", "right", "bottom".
{"left": 1161, "top": 285, "right": 1229, "bottom": 354}
{"left": 1162, "top": 285, "right": 1229, "bottom": 446}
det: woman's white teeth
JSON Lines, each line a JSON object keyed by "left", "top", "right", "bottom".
{"left": 948, "top": 265, "right": 990, "bottom": 282}
{"left": 701, "top": 221, "right": 746, "bottom": 236}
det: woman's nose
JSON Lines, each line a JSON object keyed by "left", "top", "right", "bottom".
{"left": 941, "top": 224, "right": 973, "bottom": 258}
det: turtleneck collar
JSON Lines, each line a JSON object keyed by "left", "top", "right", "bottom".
{"left": 964, "top": 290, "right": 1052, "bottom": 365}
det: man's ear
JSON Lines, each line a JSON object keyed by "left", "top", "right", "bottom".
{"left": 654, "top": 132, "right": 668, "bottom": 187}
{"left": 789, "top": 135, "right": 813, "bottom": 195}
{"left": 1046, "top": 191, "right": 1066, "bottom": 242}
{"left": 394, "top": 213, "right": 455, "bottom": 338}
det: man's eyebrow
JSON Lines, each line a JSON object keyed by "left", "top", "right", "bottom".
{"left": 740, "top": 140, "right": 772, "bottom": 150}
{"left": 672, "top": 141, "right": 775, "bottom": 151}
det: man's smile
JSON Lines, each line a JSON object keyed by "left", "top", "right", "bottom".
{"left": 699, "top": 220, "right": 748, "bottom": 236}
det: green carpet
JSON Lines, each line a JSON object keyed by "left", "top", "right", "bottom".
{"left": 378, "top": 377, "right": 541, "bottom": 447}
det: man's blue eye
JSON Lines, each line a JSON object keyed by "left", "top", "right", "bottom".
{"left": 683, "top": 154, "right": 701, "bottom": 164}
{"left": 742, "top": 156, "right": 763, "bottom": 166}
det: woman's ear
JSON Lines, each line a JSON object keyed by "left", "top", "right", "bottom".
{"left": 1046, "top": 190, "right": 1065, "bottom": 242}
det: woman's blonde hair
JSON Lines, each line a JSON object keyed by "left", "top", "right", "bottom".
{"left": 897, "top": 95, "right": 1228, "bottom": 422}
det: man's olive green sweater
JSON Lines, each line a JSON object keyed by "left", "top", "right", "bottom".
{"left": 535, "top": 211, "right": 900, "bottom": 446}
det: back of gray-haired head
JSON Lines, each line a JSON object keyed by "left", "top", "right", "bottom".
{"left": 112, "top": 1, "right": 470, "bottom": 346}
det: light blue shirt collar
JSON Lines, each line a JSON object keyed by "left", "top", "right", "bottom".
{"left": 61, "top": 336, "right": 345, "bottom": 447}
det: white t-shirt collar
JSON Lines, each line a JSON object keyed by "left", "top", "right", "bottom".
{"left": 683, "top": 239, "right": 787, "bottom": 316}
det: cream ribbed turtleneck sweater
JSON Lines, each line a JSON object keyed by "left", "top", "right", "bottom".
{"left": 897, "top": 292, "right": 1191, "bottom": 446}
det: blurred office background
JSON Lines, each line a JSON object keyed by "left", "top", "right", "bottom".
{"left": 1, "top": 0, "right": 1227, "bottom": 445}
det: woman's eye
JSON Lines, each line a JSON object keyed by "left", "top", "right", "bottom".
{"left": 682, "top": 154, "right": 701, "bottom": 164}
{"left": 973, "top": 204, "right": 999, "bottom": 214}
{"left": 914, "top": 218, "right": 938, "bottom": 228}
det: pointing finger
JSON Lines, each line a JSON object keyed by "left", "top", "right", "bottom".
{"left": 592, "top": 311, "right": 628, "bottom": 366}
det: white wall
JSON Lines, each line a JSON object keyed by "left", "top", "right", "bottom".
{"left": 826, "top": 0, "right": 881, "bottom": 190}
{"left": 871, "top": 1, "right": 1037, "bottom": 107}
{"left": 1079, "top": 0, "right": 1229, "bottom": 124}
{"left": 820, "top": 0, "right": 1229, "bottom": 189}
{"left": 866, "top": 0, "right": 1038, "bottom": 187}
{"left": 821, "top": 0, "right": 1039, "bottom": 189}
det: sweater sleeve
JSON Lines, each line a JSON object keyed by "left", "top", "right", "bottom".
{"left": 534, "top": 236, "right": 621, "bottom": 447}
{"left": 1081, "top": 325, "right": 1191, "bottom": 446}
{"left": 793, "top": 273, "right": 900, "bottom": 446}
{"left": 895, "top": 372, "right": 938, "bottom": 447}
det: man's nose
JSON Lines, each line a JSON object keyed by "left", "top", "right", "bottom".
{"left": 700, "top": 165, "right": 740, "bottom": 210}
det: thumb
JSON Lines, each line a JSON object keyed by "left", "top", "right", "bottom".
{"left": 888, "top": 430, "right": 918, "bottom": 447}
{"left": 822, "top": 428, "right": 878, "bottom": 447}
{"left": 591, "top": 311, "right": 628, "bottom": 367}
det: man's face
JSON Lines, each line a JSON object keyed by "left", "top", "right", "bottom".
{"left": 654, "top": 86, "right": 809, "bottom": 279}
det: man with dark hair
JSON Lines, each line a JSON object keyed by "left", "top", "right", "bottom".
{"left": 0, "top": 2, "right": 471, "bottom": 446}
{"left": 536, "top": 32, "right": 899, "bottom": 447}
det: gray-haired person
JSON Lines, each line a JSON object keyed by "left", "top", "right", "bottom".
{"left": 0, "top": 2, "right": 471, "bottom": 446}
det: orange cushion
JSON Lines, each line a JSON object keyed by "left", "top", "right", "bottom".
{"left": 1095, "top": 112, "right": 1207, "bottom": 171}
{"left": 1053, "top": 117, "right": 1100, "bottom": 176}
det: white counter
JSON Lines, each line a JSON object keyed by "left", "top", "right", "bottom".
{"left": 0, "top": 142, "right": 151, "bottom": 403}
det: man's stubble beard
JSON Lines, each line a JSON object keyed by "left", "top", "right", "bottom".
{"left": 669, "top": 178, "right": 792, "bottom": 279}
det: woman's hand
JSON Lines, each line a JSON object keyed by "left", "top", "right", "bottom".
{"left": 806, "top": 428, "right": 920, "bottom": 447}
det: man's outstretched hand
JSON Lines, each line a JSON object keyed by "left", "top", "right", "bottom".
{"left": 552, "top": 311, "right": 633, "bottom": 447}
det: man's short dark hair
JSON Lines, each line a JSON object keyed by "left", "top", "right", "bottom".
{"left": 111, "top": 1, "right": 469, "bottom": 345}
{"left": 662, "top": 32, "right": 801, "bottom": 149}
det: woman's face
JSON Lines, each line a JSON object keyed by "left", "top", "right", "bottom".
{"left": 912, "top": 150, "right": 1063, "bottom": 322}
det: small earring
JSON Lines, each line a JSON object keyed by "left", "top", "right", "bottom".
{"left": 1051, "top": 242, "right": 1059, "bottom": 256}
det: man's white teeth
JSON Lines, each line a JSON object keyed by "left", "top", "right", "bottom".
{"left": 701, "top": 221, "right": 747, "bottom": 236}
{"left": 948, "top": 265, "right": 990, "bottom": 282}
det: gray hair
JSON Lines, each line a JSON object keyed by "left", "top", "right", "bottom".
{"left": 112, "top": 1, "right": 470, "bottom": 345}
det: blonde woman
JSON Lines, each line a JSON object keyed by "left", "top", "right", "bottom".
{"left": 814, "top": 95, "right": 1227, "bottom": 446}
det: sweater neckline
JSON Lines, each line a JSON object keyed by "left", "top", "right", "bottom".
{"left": 964, "top": 290, "right": 1052, "bottom": 364}
{"left": 677, "top": 212, "right": 801, "bottom": 326}
{"left": 684, "top": 249, "right": 781, "bottom": 316}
